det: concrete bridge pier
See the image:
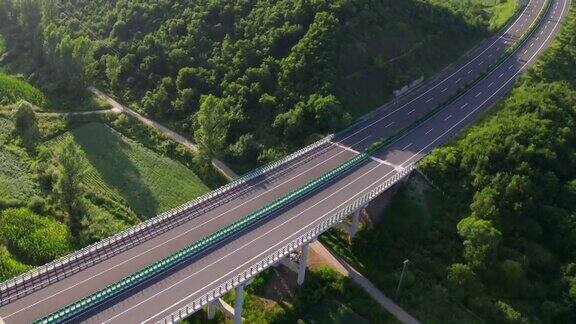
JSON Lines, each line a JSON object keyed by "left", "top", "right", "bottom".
{"left": 205, "top": 291, "right": 245, "bottom": 323}
{"left": 207, "top": 300, "right": 216, "bottom": 320}
{"left": 350, "top": 209, "right": 361, "bottom": 238}
{"left": 297, "top": 242, "right": 310, "bottom": 285}
{"left": 234, "top": 284, "right": 245, "bottom": 324}
{"left": 350, "top": 204, "right": 368, "bottom": 238}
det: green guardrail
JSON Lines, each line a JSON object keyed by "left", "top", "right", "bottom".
{"left": 36, "top": 137, "right": 391, "bottom": 324}
{"left": 36, "top": 1, "right": 551, "bottom": 322}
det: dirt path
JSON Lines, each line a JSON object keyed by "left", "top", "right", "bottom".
{"left": 88, "top": 86, "right": 238, "bottom": 180}
{"left": 37, "top": 107, "right": 120, "bottom": 116}
{"left": 310, "top": 241, "right": 421, "bottom": 324}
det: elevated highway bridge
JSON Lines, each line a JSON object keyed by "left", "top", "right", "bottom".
{"left": 0, "top": 0, "right": 570, "bottom": 322}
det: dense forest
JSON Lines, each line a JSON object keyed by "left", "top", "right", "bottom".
{"left": 319, "top": 5, "right": 576, "bottom": 323}
{"left": 403, "top": 5, "right": 576, "bottom": 322}
{"left": 0, "top": 0, "right": 515, "bottom": 170}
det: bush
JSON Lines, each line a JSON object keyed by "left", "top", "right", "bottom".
{"left": 0, "top": 246, "right": 32, "bottom": 282}
{"left": 13, "top": 100, "right": 40, "bottom": 149}
{"left": 0, "top": 208, "right": 72, "bottom": 265}
{"left": 79, "top": 202, "right": 129, "bottom": 246}
{"left": 0, "top": 72, "right": 47, "bottom": 107}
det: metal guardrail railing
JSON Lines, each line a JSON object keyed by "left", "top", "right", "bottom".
{"left": 0, "top": 134, "right": 335, "bottom": 306}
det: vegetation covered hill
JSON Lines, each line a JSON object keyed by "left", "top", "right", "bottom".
{"left": 0, "top": 0, "right": 517, "bottom": 171}
{"left": 0, "top": 70, "right": 209, "bottom": 281}
{"left": 324, "top": 4, "right": 576, "bottom": 323}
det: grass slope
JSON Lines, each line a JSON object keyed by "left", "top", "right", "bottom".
{"left": 489, "top": 0, "right": 519, "bottom": 30}
{"left": 0, "top": 72, "right": 47, "bottom": 107}
{"left": 48, "top": 123, "right": 209, "bottom": 218}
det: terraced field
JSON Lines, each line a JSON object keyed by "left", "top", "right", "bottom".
{"left": 46, "top": 123, "right": 209, "bottom": 218}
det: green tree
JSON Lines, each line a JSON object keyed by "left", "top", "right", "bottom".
{"left": 569, "top": 278, "right": 576, "bottom": 302}
{"left": 457, "top": 215, "right": 501, "bottom": 270}
{"left": 446, "top": 263, "right": 482, "bottom": 301}
{"left": 194, "top": 95, "right": 230, "bottom": 159}
{"left": 13, "top": 100, "right": 39, "bottom": 149}
{"left": 105, "top": 54, "right": 122, "bottom": 92}
{"left": 53, "top": 139, "right": 87, "bottom": 219}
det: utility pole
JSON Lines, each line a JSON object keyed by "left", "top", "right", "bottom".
{"left": 395, "top": 259, "right": 410, "bottom": 297}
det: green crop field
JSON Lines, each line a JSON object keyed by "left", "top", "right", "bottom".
{"left": 0, "top": 149, "right": 38, "bottom": 201}
{"left": 46, "top": 123, "right": 209, "bottom": 218}
{"left": 0, "top": 117, "right": 38, "bottom": 201}
{"left": 0, "top": 72, "right": 47, "bottom": 107}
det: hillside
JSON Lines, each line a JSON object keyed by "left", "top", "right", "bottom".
{"left": 44, "top": 122, "right": 210, "bottom": 218}
{"left": 0, "top": 68, "right": 210, "bottom": 281}
{"left": 0, "top": 0, "right": 517, "bottom": 171}
{"left": 323, "top": 4, "right": 576, "bottom": 323}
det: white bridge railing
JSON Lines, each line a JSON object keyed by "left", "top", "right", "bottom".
{"left": 160, "top": 165, "right": 415, "bottom": 323}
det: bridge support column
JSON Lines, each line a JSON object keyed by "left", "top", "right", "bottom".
{"left": 207, "top": 300, "right": 216, "bottom": 320}
{"left": 234, "top": 284, "right": 245, "bottom": 324}
{"left": 297, "top": 242, "right": 310, "bottom": 285}
{"left": 350, "top": 209, "right": 361, "bottom": 238}
{"left": 350, "top": 204, "right": 368, "bottom": 238}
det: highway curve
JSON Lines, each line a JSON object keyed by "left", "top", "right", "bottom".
{"left": 0, "top": 0, "right": 570, "bottom": 322}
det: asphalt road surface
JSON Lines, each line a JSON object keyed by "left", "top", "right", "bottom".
{"left": 0, "top": 0, "right": 569, "bottom": 322}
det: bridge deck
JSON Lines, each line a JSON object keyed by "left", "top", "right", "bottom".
{"left": 0, "top": 0, "right": 568, "bottom": 321}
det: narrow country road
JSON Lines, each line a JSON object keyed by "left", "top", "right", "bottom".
{"left": 88, "top": 86, "right": 239, "bottom": 180}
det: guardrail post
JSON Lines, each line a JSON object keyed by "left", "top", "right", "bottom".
{"left": 234, "top": 284, "right": 245, "bottom": 324}
{"left": 297, "top": 242, "right": 310, "bottom": 285}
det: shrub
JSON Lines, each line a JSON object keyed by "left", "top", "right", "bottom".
{"left": 0, "top": 73, "right": 47, "bottom": 107}
{"left": 0, "top": 246, "right": 32, "bottom": 281}
{"left": 0, "top": 208, "right": 72, "bottom": 265}
{"left": 13, "top": 101, "right": 40, "bottom": 149}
